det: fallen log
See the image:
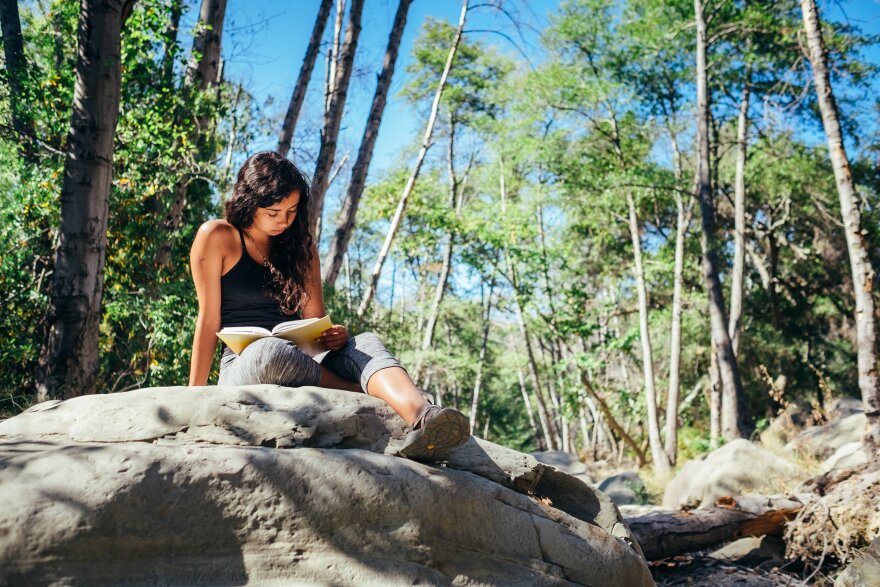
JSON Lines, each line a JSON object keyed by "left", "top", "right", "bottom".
{"left": 626, "top": 495, "right": 802, "bottom": 560}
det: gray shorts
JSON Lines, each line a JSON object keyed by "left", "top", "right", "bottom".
{"left": 217, "top": 331, "right": 401, "bottom": 392}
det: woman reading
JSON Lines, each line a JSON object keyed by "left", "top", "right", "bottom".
{"left": 187, "top": 151, "right": 470, "bottom": 461}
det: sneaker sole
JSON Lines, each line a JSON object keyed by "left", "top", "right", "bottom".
{"left": 398, "top": 409, "right": 471, "bottom": 462}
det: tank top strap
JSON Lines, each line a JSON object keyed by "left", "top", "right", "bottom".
{"left": 237, "top": 227, "right": 246, "bottom": 251}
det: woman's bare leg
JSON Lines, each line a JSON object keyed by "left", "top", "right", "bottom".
{"left": 319, "top": 366, "right": 362, "bottom": 393}
{"left": 366, "top": 366, "right": 429, "bottom": 426}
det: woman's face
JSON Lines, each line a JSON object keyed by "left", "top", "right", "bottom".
{"left": 251, "top": 189, "right": 301, "bottom": 237}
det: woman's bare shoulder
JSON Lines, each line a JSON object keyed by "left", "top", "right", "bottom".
{"left": 192, "top": 219, "right": 237, "bottom": 253}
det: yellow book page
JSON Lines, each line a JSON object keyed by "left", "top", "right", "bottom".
{"left": 215, "top": 332, "right": 266, "bottom": 355}
{"left": 274, "top": 315, "right": 332, "bottom": 356}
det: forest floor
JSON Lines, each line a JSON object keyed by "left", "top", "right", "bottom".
{"left": 650, "top": 553, "right": 809, "bottom": 586}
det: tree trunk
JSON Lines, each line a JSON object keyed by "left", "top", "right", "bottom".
{"left": 155, "top": 0, "right": 227, "bottom": 269}
{"left": 0, "top": 0, "right": 34, "bottom": 158}
{"left": 160, "top": 0, "right": 182, "bottom": 84}
{"left": 694, "top": 0, "right": 749, "bottom": 440}
{"left": 579, "top": 370, "right": 646, "bottom": 466}
{"left": 627, "top": 190, "right": 670, "bottom": 476}
{"left": 627, "top": 496, "right": 802, "bottom": 561}
{"left": 35, "top": 0, "right": 135, "bottom": 401}
{"left": 323, "top": 0, "right": 346, "bottom": 116}
{"left": 729, "top": 73, "right": 750, "bottom": 356}
{"left": 357, "top": 0, "right": 469, "bottom": 318}
{"left": 276, "top": 0, "right": 332, "bottom": 156}
{"left": 518, "top": 368, "right": 544, "bottom": 450}
{"left": 709, "top": 341, "right": 722, "bottom": 448}
{"left": 323, "top": 0, "right": 413, "bottom": 286}
{"left": 310, "top": 0, "right": 365, "bottom": 241}
{"left": 665, "top": 188, "right": 689, "bottom": 464}
{"left": 469, "top": 280, "right": 495, "bottom": 431}
{"left": 800, "top": 0, "right": 880, "bottom": 458}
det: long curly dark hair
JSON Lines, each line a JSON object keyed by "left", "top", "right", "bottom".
{"left": 225, "top": 152, "right": 313, "bottom": 315}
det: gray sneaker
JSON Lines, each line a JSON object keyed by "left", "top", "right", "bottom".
{"left": 398, "top": 405, "right": 471, "bottom": 462}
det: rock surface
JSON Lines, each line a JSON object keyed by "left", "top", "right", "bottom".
{"left": 785, "top": 412, "right": 866, "bottom": 459}
{"left": 834, "top": 537, "right": 880, "bottom": 587}
{"left": 0, "top": 385, "right": 653, "bottom": 586}
{"left": 821, "top": 441, "right": 868, "bottom": 473}
{"left": 533, "top": 450, "right": 595, "bottom": 485}
{"left": 662, "top": 439, "right": 799, "bottom": 510}
{"left": 597, "top": 472, "right": 648, "bottom": 506}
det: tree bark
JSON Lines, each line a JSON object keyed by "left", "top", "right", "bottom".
{"left": 664, "top": 137, "right": 691, "bottom": 464}
{"left": 800, "top": 0, "right": 880, "bottom": 458}
{"left": 323, "top": 0, "right": 412, "bottom": 286}
{"left": 276, "top": 0, "right": 332, "bottom": 156}
{"left": 357, "top": 0, "right": 469, "bottom": 317}
{"left": 0, "top": 0, "right": 34, "bottom": 158}
{"left": 627, "top": 191, "right": 670, "bottom": 475}
{"left": 694, "top": 0, "right": 749, "bottom": 440}
{"left": 155, "top": 0, "right": 227, "bottom": 269}
{"left": 35, "top": 0, "right": 135, "bottom": 401}
{"left": 323, "top": 0, "right": 346, "bottom": 116}
{"left": 518, "top": 367, "right": 543, "bottom": 450}
{"left": 627, "top": 496, "right": 802, "bottom": 561}
{"left": 160, "top": 0, "right": 183, "bottom": 84}
{"left": 469, "top": 279, "right": 495, "bottom": 431}
{"left": 309, "top": 0, "right": 365, "bottom": 241}
{"left": 729, "top": 73, "right": 750, "bottom": 357}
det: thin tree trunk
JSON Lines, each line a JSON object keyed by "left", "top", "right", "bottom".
{"left": 412, "top": 116, "right": 463, "bottom": 384}
{"left": 664, "top": 135, "right": 691, "bottom": 464}
{"left": 155, "top": 0, "right": 227, "bottom": 269}
{"left": 470, "top": 279, "right": 495, "bottom": 431}
{"left": 627, "top": 190, "right": 671, "bottom": 475}
{"left": 323, "top": 0, "right": 346, "bottom": 116}
{"left": 709, "top": 341, "right": 722, "bottom": 448}
{"left": 729, "top": 73, "right": 751, "bottom": 356}
{"left": 518, "top": 367, "right": 544, "bottom": 450}
{"left": 357, "top": 0, "right": 469, "bottom": 317}
{"left": 0, "top": 0, "right": 34, "bottom": 158}
{"left": 579, "top": 370, "right": 646, "bottom": 466}
{"left": 323, "top": 0, "right": 413, "bottom": 286}
{"left": 310, "top": 0, "right": 365, "bottom": 241}
{"left": 160, "top": 0, "right": 182, "bottom": 84}
{"left": 695, "top": 0, "right": 749, "bottom": 440}
{"left": 801, "top": 0, "right": 880, "bottom": 457}
{"left": 35, "top": 0, "right": 135, "bottom": 401}
{"left": 277, "top": 0, "right": 332, "bottom": 156}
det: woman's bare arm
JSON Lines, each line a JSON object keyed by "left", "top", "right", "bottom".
{"left": 188, "top": 221, "right": 228, "bottom": 386}
{"left": 300, "top": 242, "right": 326, "bottom": 319}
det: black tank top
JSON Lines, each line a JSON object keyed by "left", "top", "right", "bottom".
{"left": 220, "top": 229, "right": 295, "bottom": 333}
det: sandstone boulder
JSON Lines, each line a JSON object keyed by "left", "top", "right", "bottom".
{"left": 835, "top": 537, "right": 880, "bottom": 587}
{"left": 597, "top": 472, "right": 648, "bottom": 506}
{"left": 821, "top": 441, "right": 868, "bottom": 474}
{"left": 0, "top": 385, "right": 653, "bottom": 586}
{"left": 532, "top": 450, "right": 595, "bottom": 484}
{"left": 785, "top": 412, "right": 866, "bottom": 459}
{"left": 663, "top": 439, "right": 799, "bottom": 510}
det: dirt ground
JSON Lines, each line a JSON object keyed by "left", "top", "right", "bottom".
{"left": 650, "top": 553, "right": 811, "bottom": 586}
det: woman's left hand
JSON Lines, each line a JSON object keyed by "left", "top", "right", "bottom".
{"left": 318, "top": 324, "right": 349, "bottom": 351}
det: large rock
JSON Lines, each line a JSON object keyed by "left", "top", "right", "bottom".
{"left": 821, "top": 441, "right": 868, "bottom": 473}
{"left": 785, "top": 412, "right": 866, "bottom": 459}
{"left": 0, "top": 385, "right": 653, "bottom": 586}
{"left": 533, "top": 450, "right": 595, "bottom": 484}
{"left": 663, "top": 439, "right": 798, "bottom": 510}
{"left": 835, "top": 537, "right": 880, "bottom": 587}
{"left": 759, "top": 401, "right": 813, "bottom": 450}
{"left": 597, "top": 472, "right": 648, "bottom": 506}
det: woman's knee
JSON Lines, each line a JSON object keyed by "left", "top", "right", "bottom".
{"left": 241, "top": 337, "right": 320, "bottom": 386}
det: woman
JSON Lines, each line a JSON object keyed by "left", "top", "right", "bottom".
{"left": 188, "top": 151, "right": 470, "bottom": 461}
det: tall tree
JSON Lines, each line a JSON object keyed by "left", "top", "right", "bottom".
{"left": 800, "top": 0, "right": 880, "bottom": 457}
{"left": 323, "top": 0, "right": 413, "bottom": 286}
{"left": 694, "top": 0, "right": 749, "bottom": 439}
{"left": 728, "top": 69, "right": 750, "bottom": 356}
{"left": 276, "top": 0, "right": 333, "bottom": 156}
{"left": 357, "top": 0, "right": 469, "bottom": 317}
{"left": 155, "top": 0, "right": 227, "bottom": 269}
{"left": 0, "top": 0, "right": 34, "bottom": 158}
{"left": 35, "top": 0, "right": 136, "bottom": 401}
{"left": 310, "top": 0, "right": 364, "bottom": 241}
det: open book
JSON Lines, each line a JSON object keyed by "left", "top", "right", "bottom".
{"left": 216, "top": 315, "right": 332, "bottom": 356}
